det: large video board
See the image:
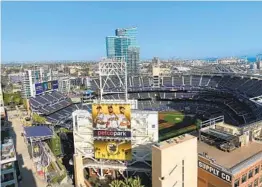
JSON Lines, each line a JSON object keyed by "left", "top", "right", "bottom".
{"left": 35, "top": 80, "right": 59, "bottom": 95}
{"left": 92, "top": 103, "right": 132, "bottom": 161}
{"left": 92, "top": 104, "right": 131, "bottom": 130}
{"left": 52, "top": 80, "right": 58, "bottom": 89}
{"left": 94, "top": 140, "right": 132, "bottom": 160}
{"left": 35, "top": 83, "right": 44, "bottom": 95}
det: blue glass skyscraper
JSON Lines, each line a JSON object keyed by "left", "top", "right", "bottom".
{"left": 106, "top": 27, "right": 140, "bottom": 74}
{"left": 106, "top": 36, "right": 130, "bottom": 61}
{"left": 115, "top": 27, "right": 138, "bottom": 47}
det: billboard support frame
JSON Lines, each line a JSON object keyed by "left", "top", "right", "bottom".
{"left": 98, "top": 57, "right": 128, "bottom": 102}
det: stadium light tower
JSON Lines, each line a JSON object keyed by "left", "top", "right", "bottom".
{"left": 98, "top": 56, "right": 128, "bottom": 101}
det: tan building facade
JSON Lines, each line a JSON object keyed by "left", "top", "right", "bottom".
{"left": 198, "top": 156, "right": 232, "bottom": 187}
{"left": 152, "top": 134, "right": 198, "bottom": 187}
{"left": 198, "top": 141, "right": 262, "bottom": 187}
{"left": 198, "top": 155, "right": 262, "bottom": 187}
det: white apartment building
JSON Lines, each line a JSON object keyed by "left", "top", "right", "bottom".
{"left": 21, "top": 67, "right": 52, "bottom": 98}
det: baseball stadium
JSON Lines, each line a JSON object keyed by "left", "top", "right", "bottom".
{"left": 24, "top": 58, "right": 262, "bottom": 187}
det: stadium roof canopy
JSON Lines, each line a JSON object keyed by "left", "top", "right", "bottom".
{"left": 24, "top": 126, "right": 53, "bottom": 141}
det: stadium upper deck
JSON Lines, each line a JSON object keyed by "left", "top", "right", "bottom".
{"left": 89, "top": 74, "right": 262, "bottom": 126}
{"left": 90, "top": 74, "right": 262, "bottom": 98}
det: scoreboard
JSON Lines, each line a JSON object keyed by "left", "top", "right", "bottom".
{"left": 35, "top": 80, "right": 58, "bottom": 95}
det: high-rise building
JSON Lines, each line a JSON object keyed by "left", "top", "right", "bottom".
{"left": 21, "top": 67, "right": 52, "bottom": 98}
{"left": 1, "top": 103, "right": 20, "bottom": 187}
{"left": 115, "top": 27, "right": 138, "bottom": 47}
{"left": 256, "top": 54, "right": 262, "bottom": 70}
{"left": 0, "top": 84, "right": 4, "bottom": 107}
{"left": 106, "top": 27, "right": 140, "bottom": 74}
{"left": 106, "top": 36, "right": 116, "bottom": 58}
{"left": 106, "top": 36, "right": 130, "bottom": 60}
{"left": 127, "top": 47, "right": 140, "bottom": 74}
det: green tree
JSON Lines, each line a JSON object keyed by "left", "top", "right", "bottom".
{"left": 3, "top": 93, "right": 12, "bottom": 105}
{"left": 13, "top": 97, "right": 21, "bottom": 105}
{"left": 109, "top": 179, "right": 124, "bottom": 187}
{"left": 32, "top": 113, "right": 46, "bottom": 124}
{"left": 3, "top": 92, "right": 23, "bottom": 106}
{"left": 196, "top": 119, "right": 202, "bottom": 131}
{"left": 125, "top": 177, "right": 144, "bottom": 187}
{"left": 109, "top": 177, "right": 144, "bottom": 187}
{"left": 23, "top": 99, "right": 28, "bottom": 109}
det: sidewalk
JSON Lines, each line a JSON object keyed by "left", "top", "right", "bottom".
{"left": 9, "top": 110, "right": 48, "bottom": 187}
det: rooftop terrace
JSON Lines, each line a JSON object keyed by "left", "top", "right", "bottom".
{"left": 198, "top": 141, "right": 262, "bottom": 172}
{"left": 154, "top": 134, "right": 196, "bottom": 150}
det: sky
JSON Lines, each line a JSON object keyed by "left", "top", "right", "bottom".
{"left": 2, "top": 1, "right": 262, "bottom": 62}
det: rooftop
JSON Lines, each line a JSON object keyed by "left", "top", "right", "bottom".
{"left": 154, "top": 134, "right": 196, "bottom": 150}
{"left": 24, "top": 126, "right": 53, "bottom": 139}
{"left": 198, "top": 141, "right": 262, "bottom": 170}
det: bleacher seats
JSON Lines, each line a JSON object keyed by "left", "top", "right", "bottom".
{"left": 162, "top": 77, "right": 173, "bottom": 87}
{"left": 30, "top": 91, "right": 72, "bottom": 115}
{"left": 87, "top": 74, "right": 262, "bottom": 125}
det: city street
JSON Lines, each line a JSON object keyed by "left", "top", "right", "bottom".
{"left": 8, "top": 110, "right": 48, "bottom": 187}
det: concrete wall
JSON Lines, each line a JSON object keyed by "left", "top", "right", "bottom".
{"left": 152, "top": 136, "right": 198, "bottom": 187}
{"left": 74, "top": 154, "right": 85, "bottom": 187}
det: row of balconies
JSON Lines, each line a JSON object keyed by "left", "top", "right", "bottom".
{"left": 1, "top": 139, "right": 16, "bottom": 164}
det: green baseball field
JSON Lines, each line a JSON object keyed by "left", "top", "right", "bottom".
{"left": 159, "top": 111, "right": 199, "bottom": 141}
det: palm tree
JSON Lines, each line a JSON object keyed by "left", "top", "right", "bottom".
{"left": 131, "top": 176, "right": 144, "bottom": 187}
{"left": 124, "top": 176, "right": 144, "bottom": 187}
{"left": 109, "top": 176, "right": 144, "bottom": 187}
{"left": 109, "top": 179, "right": 124, "bottom": 187}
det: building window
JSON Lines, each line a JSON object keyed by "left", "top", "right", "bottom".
{"left": 234, "top": 179, "right": 240, "bottom": 187}
{"left": 152, "top": 124, "right": 155, "bottom": 128}
{"left": 254, "top": 178, "right": 259, "bottom": 187}
{"left": 255, "top": 166, "right": 260, "bottom": 175}
{"left": 242, "top": 174, "right": 247, "bottom": 183}
{"left": 1, "top": 173, "right": 14, "bottom": 182}
{"left": 6, "top": 184, "right": 15, "bottom": 187}
{"left": 248, "top": 170, "right": 253, "bottom": 179}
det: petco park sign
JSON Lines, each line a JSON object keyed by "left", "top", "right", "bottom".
{"left": 198, "top": 161, "right": 232, "bottom": 183}
{"left": 93, "top": 130, "right": 131, "bottom": 138}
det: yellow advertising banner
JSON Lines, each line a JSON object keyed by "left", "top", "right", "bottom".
{"left": 92, "top": 104, "right": 131, "bottom": 130}
{"left": 94, "top": 140, "right": 132, "bottom": 161}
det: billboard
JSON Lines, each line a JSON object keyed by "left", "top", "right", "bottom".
{"left": 35, "top": 80, "right": 59, "bottom": 95}
{"left": 94, "top": 140, "right": 132, "bottom": 160}
{"left": 52, "top": 80, "right": 58, "bottom": 89}
{"left": 92, "top": 104, "right": 131, "bottom": 131}
{"left": 92, "top": 103, "right": 132, "bottom": 161}
{"left": 35, "top": 83, "right": 43, "bottom": 95}
{"left": 93, "top": 130, "right": 131, "bottom": 138}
